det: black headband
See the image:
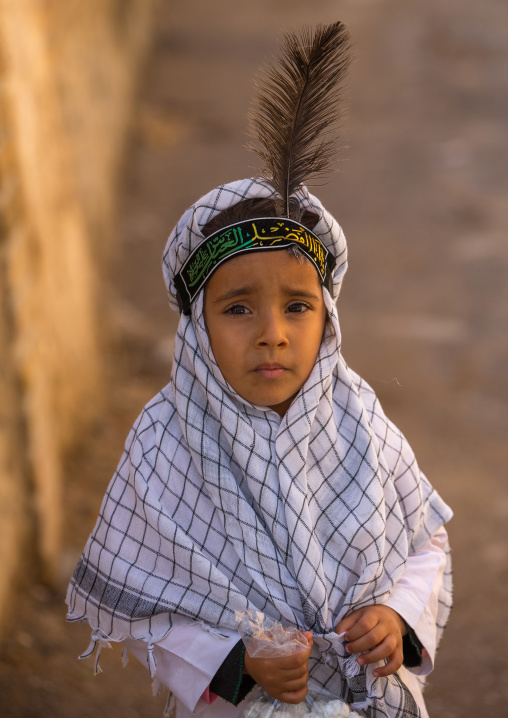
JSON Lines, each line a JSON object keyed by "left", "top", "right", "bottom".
{"left": 174, "top": 217, "right": 336, "bottom": 315}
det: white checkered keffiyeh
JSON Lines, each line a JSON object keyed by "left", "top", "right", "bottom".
{"left": 67, "top": 179, "right": 453, "bottom": 717}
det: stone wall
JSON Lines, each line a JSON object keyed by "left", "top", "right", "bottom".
{"left": 0, "top": 0, "right": 154, "bottom": 630}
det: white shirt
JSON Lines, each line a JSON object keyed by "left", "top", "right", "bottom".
{"left": 124, "top": 527, "right": 448, "bottom": 718}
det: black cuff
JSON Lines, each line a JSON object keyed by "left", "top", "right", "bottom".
{"left": 402, "top": 622, "right": 423, "bottom": 668}
{"left": 209, "top": 640, "right": 256, "bottom": 706}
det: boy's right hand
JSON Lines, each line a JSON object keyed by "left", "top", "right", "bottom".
{"left": 243, "top": 631, "right": 313, "bottom": 704}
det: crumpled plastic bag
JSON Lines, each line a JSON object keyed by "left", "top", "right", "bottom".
{"left": 242, "top": 682, "right": 363, "bottom": 718}
{"left": 236, "top": 610, "right": 364, "bottom": 718}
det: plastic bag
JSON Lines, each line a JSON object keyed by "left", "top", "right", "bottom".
{"left": 236, "top": 610, "right": 364, "bottom": 718}
{"left": 242, "top": 682, "right": 363, "bottom": 718}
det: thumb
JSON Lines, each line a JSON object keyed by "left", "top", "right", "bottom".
{"left": 302, "top": 631, "right": 313, "bottom": 648}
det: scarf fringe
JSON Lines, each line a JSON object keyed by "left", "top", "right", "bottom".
{"left": 341, "top": 652, "right": 363, "bottom": 679}
{"left": 193, "top": 619, "right": 230, "bottom": 639}
{"left": 147, "top": 642, "right": 157, "bottom": 678}
{"left": 152, "top": 679, "right": 175, "bottom": 718}
{"left": 78, "top": 631, "right": 113, "bottom": 676}
{"left": 74, "top": 624, "right": 180, "bottom": 717}
{"left": 164, "top": 692, "right": 176, "bottom": 718}
{"left": 77, "top": 627, "right": 160, "bottom": 683}
{"left": 333, "top": 629, "right": 365, "bottom": 678}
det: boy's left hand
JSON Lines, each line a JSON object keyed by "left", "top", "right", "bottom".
{"left": 335, "top": 605, "right": 408, "bottom": 678}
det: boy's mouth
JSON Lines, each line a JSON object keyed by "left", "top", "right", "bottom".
{"left": 253, "top": 363, "right": 287, "bottom": 379}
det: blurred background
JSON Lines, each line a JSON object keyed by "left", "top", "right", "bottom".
{"left": 0, "top": 1, "right": 507, "bottom": 716}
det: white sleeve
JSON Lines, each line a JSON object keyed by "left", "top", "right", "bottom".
{"left": 383, "top": 526, "right": 448, "bottom": 675}
{"left": 123, "top": 621, "right": 242, "bottom": 714}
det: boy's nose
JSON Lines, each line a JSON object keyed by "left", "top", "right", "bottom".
{"left": 255, "top": 311, "right": 289, "bottom": 348}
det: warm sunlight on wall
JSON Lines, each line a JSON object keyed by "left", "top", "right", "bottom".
{"left": 0, "top": 0, "right": 154, "bottom": 631}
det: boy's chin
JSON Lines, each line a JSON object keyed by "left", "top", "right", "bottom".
{"left": 262, "top": 392, "right": 298, "bottom": 418}
{"left": 232, "top": 381, "right": 300, "bottom": 417}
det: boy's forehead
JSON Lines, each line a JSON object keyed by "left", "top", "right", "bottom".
{"left": 205, "top": 249, "right": 322, "bottom": 295}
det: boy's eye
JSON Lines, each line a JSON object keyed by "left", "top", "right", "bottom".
{"left": 287, "top": 302, "right": 310, "bottom": 313}
{"left": 225, "top": 304, "right": 250, "bottom": 315}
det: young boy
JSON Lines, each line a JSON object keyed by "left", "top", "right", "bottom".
{"left": 67, "top": 24, "right": 452, "bottom": 718}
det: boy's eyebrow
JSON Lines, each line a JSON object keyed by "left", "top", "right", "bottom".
{"left": 212, "top": 285, "right": 321, "bottom": 303}
{"left": 212, "top": 286, "right": 257, "bottom": 303}
{"left": 284, "top": 287, "right": 321, "bottom": 300}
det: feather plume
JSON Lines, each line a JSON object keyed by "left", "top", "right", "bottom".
{"left": 248, "top": 22, "right": 352, "bottom": 217}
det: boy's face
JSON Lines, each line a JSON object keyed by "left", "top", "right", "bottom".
{"left": 203, "top": 249, "right": 327, "bottom": 417}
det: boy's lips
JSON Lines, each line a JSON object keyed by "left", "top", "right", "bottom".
{"left": 253, "top": 363, "right": 288, "bottom": 379}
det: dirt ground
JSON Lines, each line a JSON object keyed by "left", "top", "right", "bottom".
{"left": 1, "top": 1, "right": 507, "bottom": 716}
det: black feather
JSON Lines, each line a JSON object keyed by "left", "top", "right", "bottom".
{"left": 248, "top": 22, "right": 352, "bottom": 217}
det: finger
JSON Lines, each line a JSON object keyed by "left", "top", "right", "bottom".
{"left": 279, "top": 648, "right": 312, "bottom": 671}
{"left": 335, "top": 611, "right": 363, "bottom": 636}
{"left": 279, "top": 674, "right": 309, "bottom": 693}
{"left": 256, "top": 667, "right": 308, "bottom": 699}
{"left": 373, "top": 648, "right": 403, "bottom": 678}
{"left": 243, "top": 656, "right": 306, "bottom": 685}
{"left": 356, "top": 636, "right": 399, "bottom": 665}
{"left": 262, "top": 671, "right": 308, "bottom": 696}
{"left": 343, "top": 613, "right": 379, "bottom": 644}
{"left": 276, "top": 665, "right": 310, "bottom": 684}
{"left": 346, "top": 621, "right": 392, "bottom": 654}
{"left": 278, "top": 684, "right": 309, "bottom": 705}
{"left": 276, "top": 653, "right": 311, "bottom": 676}
{"left": 268, "top": 644, "right": 311, "bottom": 672}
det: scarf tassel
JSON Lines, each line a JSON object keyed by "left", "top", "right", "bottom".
{"left": 152, "top": 677, "right": 175, "bottom": 717}
{"left": 333, "top": 630, "right": 366, "bottom": 679}
{"left": 78, "top": 631, "right": 112, "bottom": 675}
{"left": 194, "top": 619, "right": 230, "bottom": 639}
{"left": 341, "top": 652, "right": 363, "bottom": 679}
{"left": 78, "top": 631, "right": 111, "bottom": 676}
{"left": 147, "top": 642, "right": 157, "bottom": 679}
{"left": 164, "top": 692, "right": 176, "bottom": 718}
{"left": 121, "top": 647, "right": 129, "bottom": 668}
